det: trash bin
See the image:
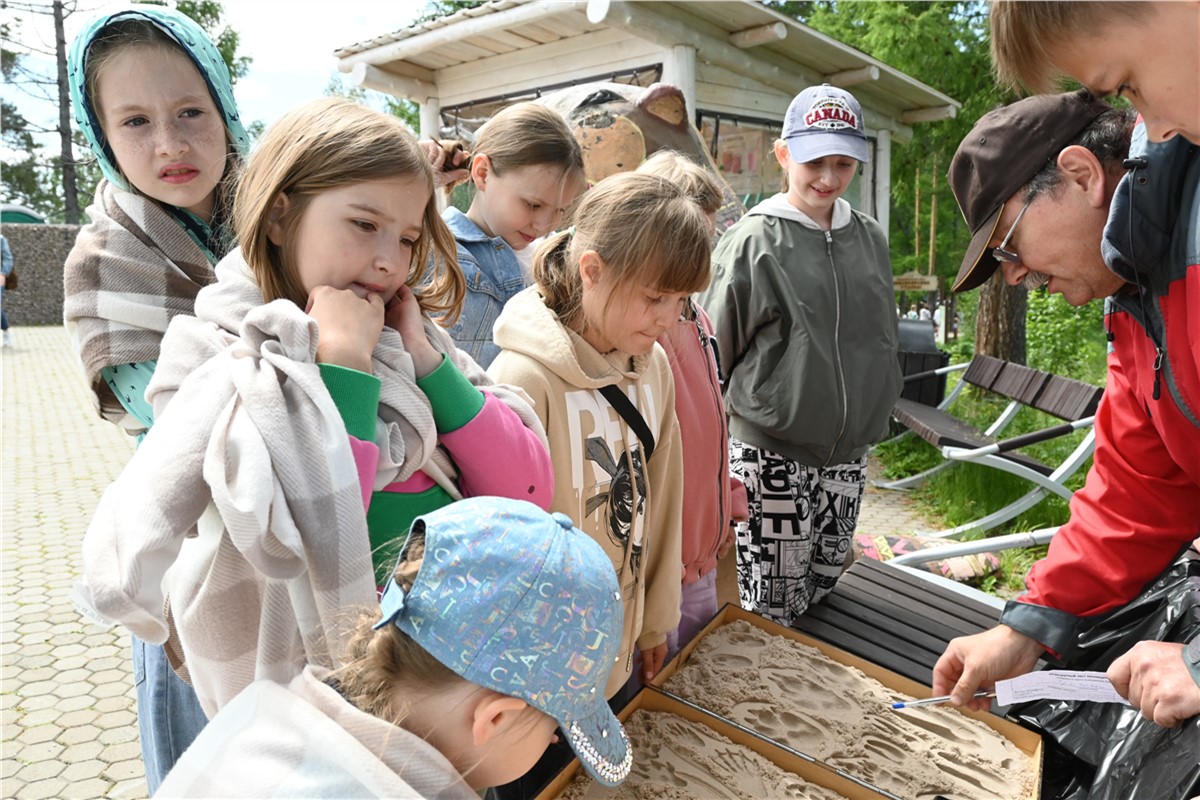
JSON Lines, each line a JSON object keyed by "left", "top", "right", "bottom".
{"left": 897, "top": 319, "right": 949, "bottom": 406}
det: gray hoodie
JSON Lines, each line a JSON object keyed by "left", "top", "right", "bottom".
{"left": 700, "top": 195, "right": 901, "bottom": 467}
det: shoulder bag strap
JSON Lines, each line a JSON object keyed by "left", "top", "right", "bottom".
{"left": 598, "top": 384, "right": 655, "bottom": 460}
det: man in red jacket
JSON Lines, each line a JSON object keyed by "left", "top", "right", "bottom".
{"left": 933, "top": 91, "right": 1200, "bottom": 730}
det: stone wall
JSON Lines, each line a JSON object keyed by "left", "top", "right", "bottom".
{"left": 2, "top": 224, "right": 80, "bottom": 326}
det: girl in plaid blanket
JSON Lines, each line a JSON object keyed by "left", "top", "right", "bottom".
{"left": 62, "top": 7, "right": 250, "bottom": 789}
{"left": 80, "top": 98, "right": 553, "bottom": 727}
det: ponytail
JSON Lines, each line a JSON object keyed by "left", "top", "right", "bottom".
{"left": 531, "top": 229, "right": 583, "bottom": 327}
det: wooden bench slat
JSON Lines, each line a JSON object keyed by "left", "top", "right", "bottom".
{"left": 890, "top": 398, "right": 1054, "bottom": 476}
{"left": 792, "top": 613, "right": 937, "bottom": 686}
{"left": 962, "top": 354, "right": 1004, "bottom": 389}
{"left": 826, "top": 578, "right": 974, "bottom": 642}
{"left": 960, "top": 355, "right": 1102, "bottom": 422}
{"left": 819, "top": 592, "right": 952, "bottom": 653}
{"left": 836, "top": 573, "right": 994, "bottom": 639}
{"left": 850, "top": 559, "right": 1002, "bottom": 628}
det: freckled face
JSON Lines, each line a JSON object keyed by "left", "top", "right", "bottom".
{"left": 96, "top": 46, "right": 228, "bottom": 221}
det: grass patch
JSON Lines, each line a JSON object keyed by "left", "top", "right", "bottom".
{"left": 877, "top": 292, "right": 1107, "bottom": 596}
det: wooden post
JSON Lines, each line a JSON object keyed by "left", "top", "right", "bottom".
{"left": 914, "top": 165, "right": 921, "bottom": 260}
{"left": 927, "top": 154, "right": 938, "bottom": 275}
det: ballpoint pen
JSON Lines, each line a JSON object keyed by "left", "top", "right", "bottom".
{"left": 892, "top": 690, "right": 995, "bottom": 709}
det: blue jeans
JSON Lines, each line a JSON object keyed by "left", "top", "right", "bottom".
{"left": 132, "top": 636, "right": 208, "bottom": 792}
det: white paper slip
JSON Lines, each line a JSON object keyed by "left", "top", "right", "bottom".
{"left": 995, "top": 670, "right": 1130, "bottom": 706}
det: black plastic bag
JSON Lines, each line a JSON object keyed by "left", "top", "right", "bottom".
{"left": 1012, "top": 548, "right": 1200, "bottom": 800}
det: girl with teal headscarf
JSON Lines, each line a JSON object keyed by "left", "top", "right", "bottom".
{"left": 61, "top": 7, "right": 248, "bottom": 792}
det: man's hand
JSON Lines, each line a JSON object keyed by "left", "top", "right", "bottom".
{"left": 419, "top": 138, "right": 469, "bottom": 190}
{"left": 1108, "top": 641, "right": 1200, "bottom": 728}
{"left": 933, "top": 624, "right": 1043, "bottom": 710}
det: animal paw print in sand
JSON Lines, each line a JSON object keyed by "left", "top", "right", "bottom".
{"left": 658, "top": 715, "right": 713, "bottom": 751}
{"left": 652, "top": 752, "right": 741, "bottom": 798}
{"left": 760, "top": 668, "right": 859, "bottom": 715}
{"left": 929, "top": 749, "right": 1019, "bottom": 799}
{"left": 893, "top": 706, "right": 992, "bottom": 750}
{"left": 701, "top": 623, "right": 767, "bottom": 669}
{"left": 859, "top": 734, "right": 910, "bottom": 763}
{"left": 734, "top": 702, "right": 828, "bottom": 754}
{"left": 709, "top": 746, "right": 771, "bottom": 796}
{"left": 824, "top": 752, "right": 913, "bottom": 798}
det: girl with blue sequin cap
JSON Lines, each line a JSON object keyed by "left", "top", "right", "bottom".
{"left": 61, "top": 6, "right": 249, "bottom": 792}
{"left": 156, "top": 497, "right": 631, "bottom": 797}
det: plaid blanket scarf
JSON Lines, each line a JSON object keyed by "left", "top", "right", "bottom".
{"left": 63, "top": 180, "right": 216, "bottom": 434}
{"left": 80, "top": 251, "right": 545, "bottom": 715}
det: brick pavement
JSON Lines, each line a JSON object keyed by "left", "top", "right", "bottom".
{"left": 3, "top": 327, "right": 144, "bottom": 800}
{"left": 1, "top": 325, "right": 937, "bottom": 800}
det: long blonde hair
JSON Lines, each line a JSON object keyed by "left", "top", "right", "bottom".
{"left": 532, "top": 171, "right": 711, "bottom": 330}
{"left": 233, "top": 97, "right": 465, "bottom": 322}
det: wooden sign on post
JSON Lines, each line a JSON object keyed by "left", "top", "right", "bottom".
{"left": 893, "top": 270, "right": 940, "bottom": 292}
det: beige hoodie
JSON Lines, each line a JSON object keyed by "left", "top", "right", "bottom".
{"left": 489, "top": 286, "right": 683, "bottom": 697}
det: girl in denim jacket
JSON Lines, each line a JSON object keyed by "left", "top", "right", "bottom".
{"left": 443, "top": 103, "right": 587, "bottom": 366}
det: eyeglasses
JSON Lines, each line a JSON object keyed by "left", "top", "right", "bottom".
{"left": 992, "top": 199, "right": 1031, "bottom": 265}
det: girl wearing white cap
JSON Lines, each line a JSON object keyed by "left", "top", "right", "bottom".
{"left": 700, "top": 84, "right": 902, "bottom": 627}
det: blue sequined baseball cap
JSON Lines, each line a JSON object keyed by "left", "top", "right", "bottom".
{"left": 374, "top": 497, "right": 631, "bottom": 786}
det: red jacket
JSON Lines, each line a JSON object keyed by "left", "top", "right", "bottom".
{"left": 1002, "top": 127, "right": 1200, "bottom": 656}
{"left": 657, "top": 303, "right": 748, "bottom": 585}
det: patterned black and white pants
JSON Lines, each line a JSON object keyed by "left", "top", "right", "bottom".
{"left": 729, "top": 437, "right": 867, "bottom": 627}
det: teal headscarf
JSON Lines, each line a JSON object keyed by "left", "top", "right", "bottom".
{"left": 68, "top": 6, "right": 250, "bottom": 192}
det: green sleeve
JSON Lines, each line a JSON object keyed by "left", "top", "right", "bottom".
{"left": 318, "top": 363, "right": 380, "bottom": 441}
{"left": 415, "top": 354, "right": 485, "bottom": 433}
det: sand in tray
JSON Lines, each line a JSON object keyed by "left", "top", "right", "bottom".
{"left": 662, "top": 620, "right": 1036, "bottom": 800}
{"left": 560, "top": 708, "right": 850, "bottom": 800}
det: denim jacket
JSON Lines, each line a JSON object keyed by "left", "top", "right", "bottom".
{"left": 441, "top": 207, "right": 527, "bottom": 368}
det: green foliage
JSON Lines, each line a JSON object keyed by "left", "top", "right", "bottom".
{"left": 324, "top": 74, "right": 421, "bottom": 133}
{"left": 0, "top": 99, "right": 60, "bottom": 214}
{"left": 876, "top": 360, "right": 1102, "bottom": 594}
{"left": 1025, "top": 290, "right": 1107, "bottom": 385}
{"left": 413, "top": 1, "right": 486, "bottom": 24}
{"left": 174, "top": 1, "right": 251, "bottom": 83}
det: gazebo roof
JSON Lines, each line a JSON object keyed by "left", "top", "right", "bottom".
{"left": 333, "top": 0, "right": 959, "bottom": 124}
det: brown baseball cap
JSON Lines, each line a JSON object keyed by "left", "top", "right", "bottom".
{"left": 948, "top": 90, "right": 1113, "bottom": 292}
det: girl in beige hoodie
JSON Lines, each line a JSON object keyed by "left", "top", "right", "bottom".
{"left": 490, "top": 172, "right": 712, "bottom": 701}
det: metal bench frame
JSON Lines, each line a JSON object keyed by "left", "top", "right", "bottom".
{"left": 875, "top": 355, "right": 1103, "bottom": 539}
